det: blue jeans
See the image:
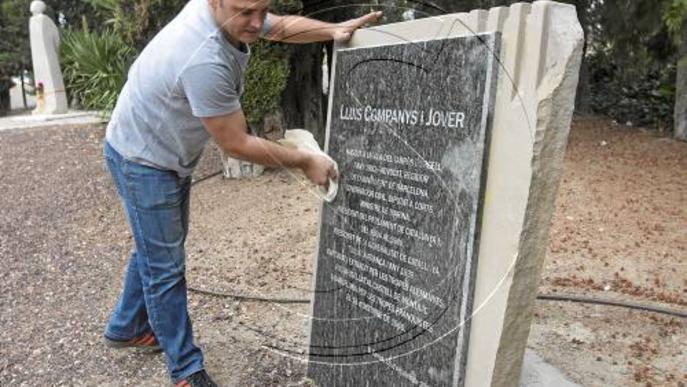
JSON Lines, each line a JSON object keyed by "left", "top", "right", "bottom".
{"left": 103, "top": 141, "right": 203, "bottom": 382}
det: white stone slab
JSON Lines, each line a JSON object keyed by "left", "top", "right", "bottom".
{"left": 219, "top": 151, "right": 265, "bottom": 179}
{"left": 0, "top": 111, "right": 105, "bottom": 132}
{"left": 9, "top": 80, "right": 36, "bottom": 111}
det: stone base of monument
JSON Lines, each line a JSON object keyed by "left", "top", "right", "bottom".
{"left": 520, "top": 350, "right": 580, "bottom": 387}
{"left": 220, "top": 152, "right": 264, "bottom": 179}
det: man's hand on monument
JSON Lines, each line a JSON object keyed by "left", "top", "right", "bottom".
{"left": 303, "top": 152, "right": 338, "bottom": 188}
{"left": 264, "top": 10, "right": 381, "bottom": 43}
{"left": 332, "top": 11, "right": 383, "bottom": 42}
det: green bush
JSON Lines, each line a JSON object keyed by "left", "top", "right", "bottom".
{"left": 62, "top": 0, "right": 292, "bottom": 121}
{"left": 588, "top": 51, "right": 676, "bottom": 130}
{"left": 83, "top": 0, "right": 187, "bottom": 50}
{"left": 242, "top": 41, "right": 290, "bottom": 127}
{"left": 60, "top": 28, "right": 135, "bottom": 112}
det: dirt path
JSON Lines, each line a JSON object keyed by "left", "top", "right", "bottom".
{"left": 0, "top": 117, "right": 684, "bottom": 386}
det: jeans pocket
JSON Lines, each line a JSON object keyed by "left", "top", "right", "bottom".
{"left": 122, "top": 161, "right": 187, "bottom": 210}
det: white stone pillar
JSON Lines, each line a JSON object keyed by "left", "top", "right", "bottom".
{"left": 29, "top": 0, "right": 68, "bottom": 115}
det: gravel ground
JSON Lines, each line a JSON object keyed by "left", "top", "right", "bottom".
{"left": 0, "top": 124, "right": 308, "bottom": 386}
{"left": 530, "top": 117, "right": 686, "bottom": 387}
{"left": 0, "top": 117, "right": 685, "bottom": 386}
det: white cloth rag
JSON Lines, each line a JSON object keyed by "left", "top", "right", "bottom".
{"left": 277, "top": 129, "right": 339, "bottom": 202}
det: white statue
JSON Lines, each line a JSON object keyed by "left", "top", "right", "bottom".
{"left": 29, "top": 0, "right": 68, "bottom": 114}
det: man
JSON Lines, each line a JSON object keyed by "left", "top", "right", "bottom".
{"left": 101, "top": 0, "right": 381, "bottom": 385}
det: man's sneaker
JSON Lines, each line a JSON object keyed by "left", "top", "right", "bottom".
{"left": 103, "top": 331, "right": 161, "bottom": 352}
{"left": 175, "top": 370, "right": 218, "bottom": 387}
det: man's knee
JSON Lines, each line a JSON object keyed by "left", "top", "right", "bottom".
{"left": 146, "top": 265, "right": 186, "bottom": 297}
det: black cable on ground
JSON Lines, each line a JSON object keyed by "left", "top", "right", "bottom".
{"left": 187, "top": 285, "right": 310, "bottom": 304}
{"left": 188, "top": 286, "right": 687, "bottom": 318}
{"left": 191, "top": 170, "right": 223, "bottom": 186}
{"left": 537, "top": 293, "right": 687, "bottom": 318}
{"left": 187, "top": 170, "right": 686, "bottom": 319}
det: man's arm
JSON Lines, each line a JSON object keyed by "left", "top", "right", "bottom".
{"left": 202, "top": 109, "right": 337, "bottom": 186}
{"left": 263, "top": 11, "right": 382, "bottom": 43}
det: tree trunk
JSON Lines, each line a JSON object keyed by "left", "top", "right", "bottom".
{"left": 0, "top": 80, "right": 11, "bottom": 117}
{"left": 280, "top": 43, "right": 326, "bottom": 146}
{"left": 20, "top": 69, "right": 27, "bottom": 109}
{"left": 279, "top": 0, "right": 359, "bottom": 146}
{"left": 575, "top": 60, "right": 592, "bottom": 113}
{"left": 573, "top": 0, "right": 592, "bottom": 114}
{"left": 674, "top": 18, "right": 687, "bottom": 141}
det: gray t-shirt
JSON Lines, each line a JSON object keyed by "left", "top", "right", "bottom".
{"left": 106, "top": 0, "right": 269, "bottom": 176}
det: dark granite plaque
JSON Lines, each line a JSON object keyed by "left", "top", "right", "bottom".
{"left": 307, "top": 33, "right": 499, "bottom": 387}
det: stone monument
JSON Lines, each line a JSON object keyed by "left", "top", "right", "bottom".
{"left": 306, "top": 1, "right": 583, "bottom": 386}
{"left": 29, "top": 0, "right": 68, "bottom": 115}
